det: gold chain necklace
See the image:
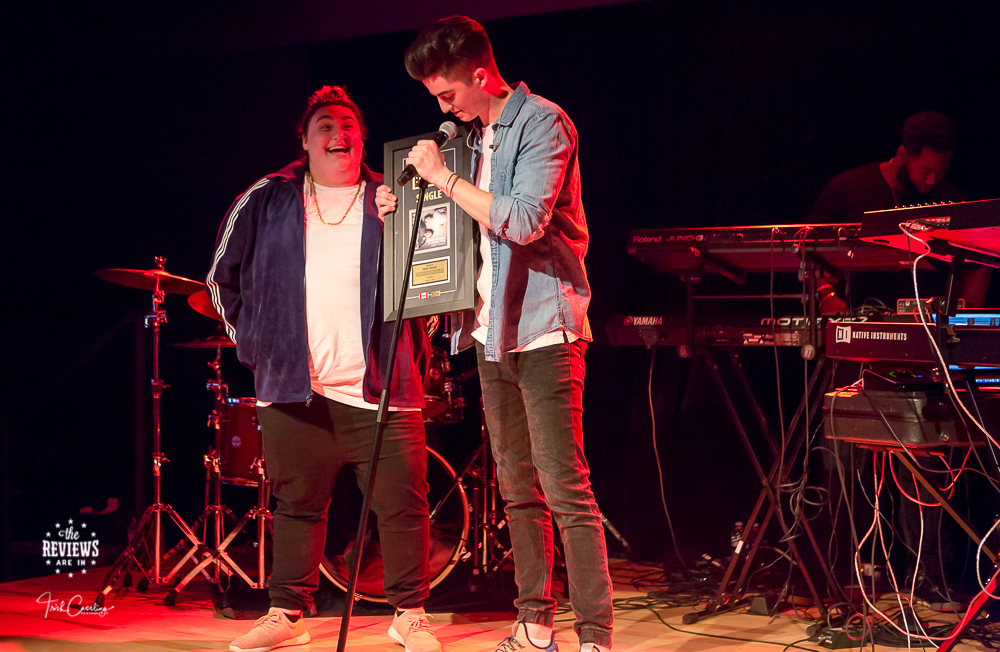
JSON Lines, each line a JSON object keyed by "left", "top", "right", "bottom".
{"left": 307, "top": 171, "right": 361, "bottom": 226}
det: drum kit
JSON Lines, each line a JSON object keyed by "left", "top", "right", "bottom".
{"left": 91, "top": 256, "right": 494, "bottom": 607}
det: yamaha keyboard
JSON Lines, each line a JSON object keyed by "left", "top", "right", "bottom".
{"left": 609, "top": 311, "right": 1000, "bottom": 364}
{"left": 607, "top": 314, "right": 829, "bottom": 348}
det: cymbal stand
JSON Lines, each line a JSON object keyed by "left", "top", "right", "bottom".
{"left": 467, "top": 423, "right": 512, "bottom": 578}
{"left": 165, "top": 412, "right": 273, "bottom": 604}
{"left": 95, "top": 257, "right": 207, "bottom": 607}
{"left": 161, "top": 344, "right": 241, "bottom": 602}
{"left": 432, "top": 404, "right": 512, "bottom": 580}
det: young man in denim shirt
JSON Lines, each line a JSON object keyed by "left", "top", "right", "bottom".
{"left": 394, "top": 15, "right": 614, "bottom": 652}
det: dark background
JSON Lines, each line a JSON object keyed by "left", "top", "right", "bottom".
{"left": 3, "top": 0, "right": 999, "bottom": 583}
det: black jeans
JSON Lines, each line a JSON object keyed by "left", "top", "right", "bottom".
{"left": 477, "top": 340, "right": 614, "bottom": 648}
{"left": 257, "top": 395, "right": 430, "bottom": 612}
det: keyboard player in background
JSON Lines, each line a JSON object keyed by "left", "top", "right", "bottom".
{"left": 808, "top": 110, "right": 989, "bottom": 308}
{"left": 809, "top": 111, "right": 990, "bottom": 611}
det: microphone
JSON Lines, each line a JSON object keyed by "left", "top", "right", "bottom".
{"left": 396, "top": 121, "right": 458, "bottom": 186}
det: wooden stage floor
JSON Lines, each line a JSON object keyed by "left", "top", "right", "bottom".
{"left": 0, "top": 560, "right": 993, "bottom": 651}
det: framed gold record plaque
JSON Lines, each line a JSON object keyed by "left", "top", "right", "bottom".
{"left": 383, "top": 128, "right": 477, "bottom": 321}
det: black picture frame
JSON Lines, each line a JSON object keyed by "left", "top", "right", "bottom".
{"left": 383, "top": 127, "right": 477, "bottom": 321}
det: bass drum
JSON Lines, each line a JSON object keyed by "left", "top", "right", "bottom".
{"left": 320, "top": 447, "right": 468, "bottom": 602}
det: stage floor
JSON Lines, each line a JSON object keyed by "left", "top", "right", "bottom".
{"left": 0, "top": 561, "right": 992, "bottom": 651}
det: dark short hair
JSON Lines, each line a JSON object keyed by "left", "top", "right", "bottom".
{"left": 902, "top": 111, "right": 956, "bottom": 154}
{"left": 297, "top": 85, "right": 367, "bottom": 140}
{"left": 404, "top": 15, "right": 494, "bottom": 81}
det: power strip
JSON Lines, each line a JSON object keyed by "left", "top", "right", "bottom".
{"left": 816, "top": 629, "right": 869, "bottom": 649}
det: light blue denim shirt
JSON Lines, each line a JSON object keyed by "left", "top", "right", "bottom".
{"left": 452, "top": 82, "right": 592, "bottom": 361}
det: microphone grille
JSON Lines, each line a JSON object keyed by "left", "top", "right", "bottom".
{"left": 438, "top": 121, "right": 458, "bottom": 140}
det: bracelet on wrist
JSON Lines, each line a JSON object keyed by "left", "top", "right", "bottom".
{"left": 440, "top": 172, "right": 457, "bottom": 198}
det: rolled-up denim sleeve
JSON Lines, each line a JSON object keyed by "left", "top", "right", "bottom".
{"left": 489, "top": 111, "right": 575, "bottom": 245}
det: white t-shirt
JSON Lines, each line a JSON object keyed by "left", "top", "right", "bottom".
{"left": 470, "top": 125, "right": 582, "bottom": 351}
{"left": 302, "top": 179, "right": 377, "bottom": 410}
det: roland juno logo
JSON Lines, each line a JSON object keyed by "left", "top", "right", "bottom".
{"left": 664, "top": 234, "right": 705, "bottom": 242}
{"left": 631, "top": 233, "right": 707, "bottom": 244}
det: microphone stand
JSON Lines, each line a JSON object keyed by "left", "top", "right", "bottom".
{"left": 337, "top": 178, "right": 430, "bottom": 652}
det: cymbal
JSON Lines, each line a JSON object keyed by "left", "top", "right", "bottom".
{"left": 95, "top": 267, "right": 204, "bottom": 295}
{"left": 174, "top": 333, "right": 235, "bottom": 348}
{"left": 188, "top": 289, "right": 222, "bottom": 321}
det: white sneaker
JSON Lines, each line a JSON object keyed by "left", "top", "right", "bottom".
{"left": 579, "top": 644, "right": 609, "bottom": 652}
{"left": 495, "top": 621, "right": 558, "bottom": 652}
{"left": 230, "top": 607, "right": 310, "bottom": 652}
{"left": 389, "top": 607, "right": 443, "bottom": 652}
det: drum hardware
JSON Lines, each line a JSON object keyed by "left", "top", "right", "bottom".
{"left": 174, "top": 332, "right": 235, "bottom": 348}
{"left": 159, "top": 339, "right": 239, "bottom": 603}
{"left": 435, "top": 399, "right": 630, "bottom": 593}
{"left": 163, "top": 337, "right": 273, "bottom": 605}
{"left": 423, "top": 346, "right": 464, "bottom": 422}
{"left": 93, "top": 257, "right": 210, "bottom": 609}
{"left": 216, "top": 398, "right": 267, "bottom": 486}
{"left": 188, "top": 288, "right": 222, "bottom": 321}
{"left": 166, "top": 449, "right": 273, "bottom": 604}
{"left": 424, "top": 349, "right": 514, "bottom": 583}
{"left": 409, "top": 397, "right": 513, "bottom": 588}
{"left": 449, "top": 409, "right": 513, "bottom": 580}
{"left": 319, "top": 447, "right": 469, "bottom": 602}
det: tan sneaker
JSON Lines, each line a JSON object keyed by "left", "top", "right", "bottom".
{"left": 389, "top": 607, "right": 443, "bottom": 652}
{"left": 230, "top": 607, "right": 310, "bottom": 652}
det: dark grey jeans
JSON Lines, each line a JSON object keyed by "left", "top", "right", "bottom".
{"left": 476, "top": 340, "right": 614, "bottom": 648}
{"left": 257, "top": 395, "right": 430, "bottom": 612}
